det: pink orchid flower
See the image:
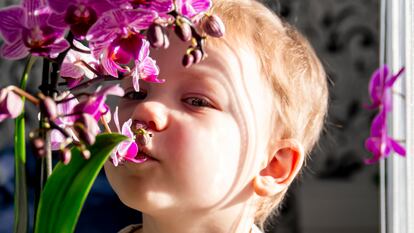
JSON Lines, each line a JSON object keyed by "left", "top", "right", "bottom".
{"left": 47, "top": 0, "right": 113, "bottom": 39}
{"left": 74, "top": 84, "right": 124, "bottom": 119}
{"left": 131, "top": 39, "right": 164, "bottom": 91}
{"left": 109, "top": 0, "right": 174, "bottom": 13}
{"left": 0, "top": 88, "right": 24, "bottom": 122}
{"left": 51, "top": 93, "right": 79, "bottom": 150}
{"left": 364, "top": 108, "right": 406, "bottom": 164}
{"left": 175, "top": 0, "right": 211, "bottom": 19}
{"left": 86, "top": 8, "right": 157, "bottom": 77}
{"left": 111, "top": 107, "right": 145, "bottom": 166}
{"left": 366, "top": 65, "right": 405, "bottom": 110}
{"left": 60, "top": 40, "right": 101, "bottom": 88}
{"left": 0, "top": 0, "right": 69, "bottom": 59}
{"left": 364, "top": 65, "right": 406, "bottom": 164}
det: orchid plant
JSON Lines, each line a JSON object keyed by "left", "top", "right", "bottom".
{"left": 0, "top": 0, "right": 224, "bottom": 232}
{"left": 364, "top": 65, "right": 406, "bottom": 164}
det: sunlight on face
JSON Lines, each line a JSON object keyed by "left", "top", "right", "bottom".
{"left": 104, "top": 36, "right": 275, "bottom": 216}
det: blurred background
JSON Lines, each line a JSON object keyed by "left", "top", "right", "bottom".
{"left": 0, "top": 0, "right": 380, "bottom": 232}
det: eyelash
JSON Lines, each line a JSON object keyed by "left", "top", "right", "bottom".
{"left": 123, "top": 90, "right": 214, "bottom": 109}
{"left": 182, "top": 97, "right": 213, "bottom": 108}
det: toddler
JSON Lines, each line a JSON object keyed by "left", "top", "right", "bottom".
{"left": 104, "top": 0, "right": 328, "bottom": 232}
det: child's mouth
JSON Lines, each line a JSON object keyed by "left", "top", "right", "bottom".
{"left": 135, "top": 148, "right": 157, "bottom": 162}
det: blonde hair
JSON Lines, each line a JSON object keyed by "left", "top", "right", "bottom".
{"left": 210, "top": 0, "right": 329, "bottom": 229}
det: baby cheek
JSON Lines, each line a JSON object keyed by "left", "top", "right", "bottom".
{"left": 170, "top": 121, "right": 242, "bottom": 204}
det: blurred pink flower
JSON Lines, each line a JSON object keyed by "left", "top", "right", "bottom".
{"left": 364, "top": 65, "right": 406, "bottom": 164}
{"left": 0, "top": 88, "right": 24, "bottom": 122}
{"left": 0, "top": 0, "right": 69, "bottom": 59}
{"left": 364, "top": 109, "right": 406, "bottom": 164}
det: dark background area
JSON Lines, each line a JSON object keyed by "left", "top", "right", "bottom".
{"left": 0, "top": 0, "right": 380, "bottom": 232}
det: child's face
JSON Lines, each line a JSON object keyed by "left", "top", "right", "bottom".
{"left": 104, "top": 37, "right": 276, "bottom": 215}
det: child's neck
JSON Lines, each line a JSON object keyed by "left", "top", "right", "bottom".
{"left": 139, "top": 201, "right": 257, "bottom": 233}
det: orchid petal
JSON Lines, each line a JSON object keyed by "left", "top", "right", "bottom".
{"left": 368, "top": 65, "right": 388, "bottom": 106}
{"left": 46, "top": 0, "right": 71, "bottom": 13}
{"left": 176, "top": 0, "right": 211, "bottom": 19}
{"left": 126, "top": 9, "right": 157, "bottom": 30}
{"left": 364, "top": 138, "right": 382, "bottom": 164}
{"left": 102, "top": 50, "right": 120, "bottom": 77}
{"left": 86, "top": 13, "right": 118, "bottom": 41}
{"left": 123, "top": 142, "right": 139, "bottom": 160}
{"left": 138, "top": 39, "right": 150, "bottom": 62}
{"left": 111, "top": 152, "right": 120, "bottom": 167}
{"left": 150, "top": 0, "right": 174, "bottom": 13}
{"left": 89, "top": 0, "right": 114, "bottom": 15}
{"left": 385, "top": 67, "right": 405, "bottom": 87}
{"left": 60, "top": 62, "right": 85, "bottom": 79}
{"left": 55, "top": 94, "right": 79, "bottom": 125}
{"left": 50, "top": 129, "right": 65, "bottom": 150}
{"left": 22, "top": 0, "right": 43, "bottom": 14}
{"left": 0, "top": 6, "right": 25, "bottom": 43}
{"left": 0, "top": 89, "right": 24, "bottom": 122}
{"left": 121, "top": 119, "right": 134, "bottom": 138}
{"left": 114, "top": 106, "right": 121, "bottom": 132}
{"left": 47, "top": 12, "right": 67, "bottom": 28}
{"left": 370, "top": 110, "right": 386, "bottom": 137}
{"left": 132, "top": 74, "right": 140, "bottom": 92}
{"left": 1, "top": 40, "right": 29, "bottom": 60}
{"left": 48, "top": 39, "right": 70, "bottom": 58}
{"left": 388, "top": 138, "right": 406, "bottom": 156}
{"left": 118, "top": 140, "right": 132, "bottom": 155}
{"left": 97, "top": 84, "right": 125, "bottom": 97}
{"left": 140, "top": 58, "right": 161, "bottom": 77}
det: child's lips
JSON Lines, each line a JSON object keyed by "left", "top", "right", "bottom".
{"left": 136, "top": 147, "right": 159, "bottom": 162}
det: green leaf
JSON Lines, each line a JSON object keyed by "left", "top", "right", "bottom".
{"left": 34, "top": 133, "right": 127, "bottom": 233}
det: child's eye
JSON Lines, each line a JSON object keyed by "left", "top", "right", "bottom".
{"left": 123, "top": 90, "right": 147, "bottom": 100}
{"left": 182, "top": 97, "right": 213, "bottom": 108}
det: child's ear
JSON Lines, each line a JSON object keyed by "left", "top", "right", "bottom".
{"left": 253, "top": 139, "right": 304, "bottom": 197}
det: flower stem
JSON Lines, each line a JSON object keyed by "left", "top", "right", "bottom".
{"left": 6, "top": 86, "right": 40, "bottom": 105}
{"left": 69, "top": 75, "right": 123, "bottom": 91}
{"left": 13, "top": 55, "right": 36, "bottom": 233}
{"left": 100, "top": 116, "right": 112, "bottom": 133}
{"left": 34, "top": 59, "right": 52, "bottom": 224}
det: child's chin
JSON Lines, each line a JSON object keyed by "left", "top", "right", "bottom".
{"left": 121, "top": 193, "right": 179, "bottom": 215}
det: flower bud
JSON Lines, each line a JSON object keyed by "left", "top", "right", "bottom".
{"left": 60, "top": 148, "right": 72, "bottom": 165}
{"left": 147, "top": 23, "right": 169, "bottom": 49}
{"left": 0, "top": 88, "right": 23, "bottom": 122}
{"left": 74, "top": 114, "right": 100, "bottom": 146}
{"left": 191, "top": 49, "right": 203, "bottom": 64}
{"left": 175, "top": 19, "right": 192, "bottom": 42}
{"left": 81, "top": 149, "right": 91, "bottom": 160}
{"left": 31, "top": 137, "right": 46, "bottom": 158}
{"left": 201, "top": 14, "right": 225, "bottom": 38}
{"left": 182, "top": 54, "right": 194, "bottom": 68}
{"left": 40, "top": 96, "right": 58, "bottom": 120}
{"left": 162, "top": 33, "right": 170, "bottom": 49}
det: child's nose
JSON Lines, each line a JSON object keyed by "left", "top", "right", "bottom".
{"left": 131, "top": 101, "right": 169, "bottom": 132}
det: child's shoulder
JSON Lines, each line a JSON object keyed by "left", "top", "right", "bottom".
{"left": 117, "top": 224, "right": 263, "bottom": 233}
{"left": 118, "top": 224, "right": 142, "bottom": 233}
